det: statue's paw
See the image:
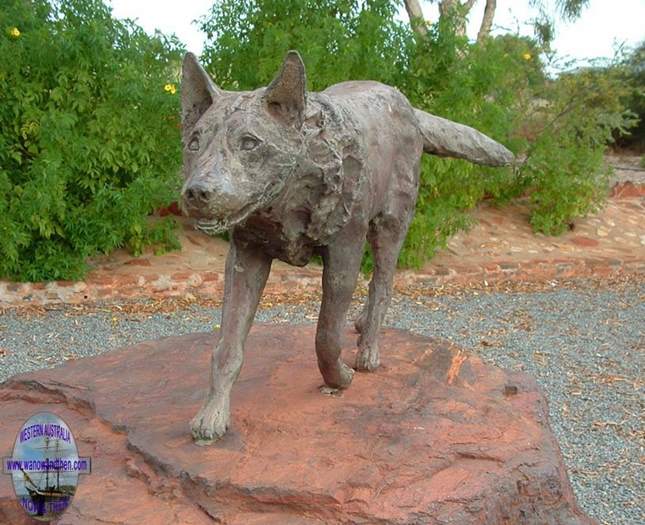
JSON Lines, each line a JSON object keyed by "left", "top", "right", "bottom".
{"left": 190, "top": 396, "right": 230, "bottom": 445}
{"left": 355, "top": 343, "right": 380, "bottom": 372}
{"left": 321, "top": 359, "right": 355, "bottom": 389}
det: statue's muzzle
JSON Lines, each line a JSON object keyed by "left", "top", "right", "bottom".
{"left": 182, "top": 181, "right": 213, "bottom": 215}
{"left": 182, "top": 177, "right": 240, "bottom": 215}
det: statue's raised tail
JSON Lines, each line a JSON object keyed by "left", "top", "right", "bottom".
{"left": 414, "top": 108, "right": 514, "bottom": 167}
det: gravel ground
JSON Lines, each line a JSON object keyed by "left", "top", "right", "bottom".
{"left": 1, "top": 283, "right": 643, "bottom": 524}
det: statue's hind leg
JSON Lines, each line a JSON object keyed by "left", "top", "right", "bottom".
{"left": 355, "top": 210, "right": 414, "bottom": 371}
{"left": 316, "top": 228, "right": 366, "bottom": 389}
{"left": 354, "top": 299, "right": 369, "bottom": 335}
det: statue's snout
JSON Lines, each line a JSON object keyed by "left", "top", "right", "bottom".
{"left": 181, "top": 178, "right": 246, "bottom": 220}
{"left": 183, "top": 181, "right": 212, "bottom": 208}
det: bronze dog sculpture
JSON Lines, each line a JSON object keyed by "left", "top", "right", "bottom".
{"left": 180, "top": 51, "right": 513, "bottom": 443}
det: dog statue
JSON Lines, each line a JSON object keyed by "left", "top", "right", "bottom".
{"left": 180, "top": 50, "right": 513, "bottom": 444}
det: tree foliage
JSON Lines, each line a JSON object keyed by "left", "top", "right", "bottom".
{"left": 0, "top": 0, "right": 183, "bottom": 281}
{"left": 614, "top": 42, "right": 645, "bottom": 150}
{"left": 200, "top": 0, "right": 410, "bottom": 92}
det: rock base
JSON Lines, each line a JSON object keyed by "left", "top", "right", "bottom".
{"left": 0, "top": 325, "right": 594, "bottom": 524}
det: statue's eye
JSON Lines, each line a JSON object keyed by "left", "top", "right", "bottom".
{"left": 188, "top": 138, "right": 200, "bottom": 151}
{"left": 240, "top": 135, "right": 260, "bottom": 151}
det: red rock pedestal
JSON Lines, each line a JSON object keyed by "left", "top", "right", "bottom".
{"left": 0, "top": 325, "right": 594, "bottom": 525}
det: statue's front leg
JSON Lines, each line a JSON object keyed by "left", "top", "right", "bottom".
{"left": 191, "top": 235, "right": 272, "bottom": 445}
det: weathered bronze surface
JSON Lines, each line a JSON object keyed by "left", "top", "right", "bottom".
{"left": 180, "top": 51, "right": 513, "bottom": 443}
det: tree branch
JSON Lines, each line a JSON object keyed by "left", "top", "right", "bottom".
{"left": 464, "top": 0, "right": 478, "bottom": 11}
{"left": 404, "top": 0, "right": 428, "bottom": 37}
{"left": 476, "top": 0, "right": 496, "bottom": 43}
{"left": 439, "top": 0, "right": 455, "bottom": 17}
{"left": 438, "top": 0, "right": 475, "bottom": 36}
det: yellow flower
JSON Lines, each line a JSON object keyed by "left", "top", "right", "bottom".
{"left": 8, "top": 27, "right": 21, "bottom": 39}
{"left": 522, "top": 52, "right": 532, "bottom": 61}
{"left": 164, "top": 83, "right": 177, "bottom": 94}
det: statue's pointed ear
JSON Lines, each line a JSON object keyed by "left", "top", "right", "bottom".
{"left": 263, "top": 51, "right": 307, "bottom": 128}
{"left": 181, "top": 52, "right": 221, "bottom": 131}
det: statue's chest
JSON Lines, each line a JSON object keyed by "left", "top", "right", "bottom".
{"left": 234, "top": 207, "right": 316, "bottom": 267}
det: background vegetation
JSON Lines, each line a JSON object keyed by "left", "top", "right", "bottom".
{"left": 1, "top": 0, "right": 640, "bottom": 280}
{"left": 0, "top": 0, "right": 183, "bottom": 281}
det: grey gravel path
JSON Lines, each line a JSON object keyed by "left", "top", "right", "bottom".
{"left": 1, "top": 284, "right": 643, "bottom": 525}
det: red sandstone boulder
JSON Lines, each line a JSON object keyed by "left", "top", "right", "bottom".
{"left": 0, "top": 325, "right": 594, "bottom": 524}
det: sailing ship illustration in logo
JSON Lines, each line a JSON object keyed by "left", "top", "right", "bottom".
{"left": 3, "top": 412, "right": 91, "bottom": 521}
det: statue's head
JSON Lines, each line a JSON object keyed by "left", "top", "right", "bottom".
{"left": 180, "top": 51, "right": 307, "bottom": 234}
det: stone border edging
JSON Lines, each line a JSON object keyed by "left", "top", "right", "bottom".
{"left": 1, "top": 256, "right": 643, "bottom": 307}
{"left": 610, "top": 181, "right": 645, "bottom": 199}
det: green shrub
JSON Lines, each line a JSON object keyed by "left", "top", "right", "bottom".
{"left": 519, "top": 62, "right": 635, "bottom": 234}
{"left": 0, "top": 0, "right": 183, "bottom": 281}
{"left": 399, "top": 25, "right": 535, "bottom": 261}
{"left": 404, "top": 22, "right": 634, "bottom": 240}
{"left": 615, "top": 42, "right": 644, "bottom": 150}
{"left": 200, "top": 0, "right": 413, "bottom": 273}
{"left": 200, "top": 0, "right": 411, "bottom": 91}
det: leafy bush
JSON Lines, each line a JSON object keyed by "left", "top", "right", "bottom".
{"left": 0, "top": 0, "right": 183, "bottom": 281}
{"left": 613, "top": 42, "right": 644, "bottom": 150}
{"left": 200, "top": 0, "right": 410, "bottom": 91}
{"left": 399, "top": 26, "right": 537, "bottom": 262}
{"left": 519, "top": 62, "right": 635, "bottom": 234}
{"left": 402, "top": 20, "right": 634, "bottom": 242}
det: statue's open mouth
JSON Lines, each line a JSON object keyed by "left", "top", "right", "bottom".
{"left": 195, "top": 201, "right": 259, "bottom": 235}
{"left": 195, "top": 218, "right": 229, "bottom": 235}
{"left": 192, "top": 179, "right": 287, "bottom": 235}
